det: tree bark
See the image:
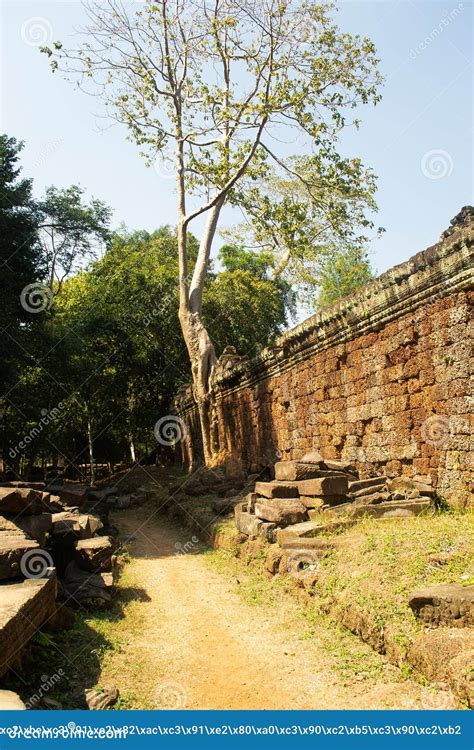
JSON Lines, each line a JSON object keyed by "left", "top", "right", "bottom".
{"left": 86, "top": 417, "right": 96, "bottom": 485}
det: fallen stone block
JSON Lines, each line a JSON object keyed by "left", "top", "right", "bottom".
{"left": 0, "top": 513, "right": 52, "bottom": 545}
{"left": 447, "top": 650, "right": 474, "bottom": 708}
{"left": 85, "top": 686, "right": 119, "bottom": 710}
{"left": 0, "top": 690, "right": 27, "bottom": 709}
{"left": 254, "top": 481, "right": 299, "bottom": 499}
{"left": 299, "top": 451, "right": 325, "bottom": 465}
{"left": 323, "top": 460, "right": 357, "bottom": 475}
{"left": 274, "top": 461, "right": 327, "bottom": 482}
{"left": 387, "top": 477, "right": 435, "bottom": 498}
{"left": 259, "top": 522, "right": 278, "bottom": 543}
{"left": 279, "top": 537, "right": 337, "bottom": 552}
{"left": 276, "top": 519, "right": 354, "bottom": 545}
{"left": 0, "top": 536, "right": 40, "bottom": 580}
{"left": 254, "top": 499, "right": 307, "bottom": 526}
{"left": 297, "top": 476, "right": 348, "bottom": 497}
{"left": 349, "top": 498, "right": 432, "bottom": 519}
{"left": 0, "top": 488, "right": 54, "bottom": 515}
{"left": 352, "top": 491, "right": 391, "bottom": 506}
{"left": 52, "top": 512, "right": 103, "bottom": 541}
{"left": 408, "top": 584, "right": 474, "bottom": 627}
{"left": 299, "top": 496, "right": 325, "bottom": 509}
{"left": 408, "top": 627, "right": 474, "bottom": 682}
{"left": 74, "top": 536, "right": 114, "bottom": 573}
{"left": 62, "top": 562, "right": 113, "bottom": 608}
{"left": 1, "top": 481, "right": 45, "bottom": 490}
{"left": 235, "top": 511, "right": 262, "bottom": 537}
{"left": 0, "top": 576, "right": 57, "bottom": 678}
{"left": 265, "top": 546, "right": 283, "bottom": 575}
{"left": 46, "top": 485, "right": 90, "bottom": 507}
{"left": 348, "top": 477, "right": 387, "bottom": 494}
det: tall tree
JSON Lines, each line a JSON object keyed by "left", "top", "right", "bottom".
{"left": 38, "top": 185, "right": 112, "bottom": 293}
{"left": 45, "top": 0, "right": 382, "bottom": 462}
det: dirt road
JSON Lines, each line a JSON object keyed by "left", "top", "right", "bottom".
{"left": 96, "top": 507, "right": 453, "bottom": 710}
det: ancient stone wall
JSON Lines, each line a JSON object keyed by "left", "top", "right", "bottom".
{"left": 176, "top": 209, "right": 473, "bottom": 508}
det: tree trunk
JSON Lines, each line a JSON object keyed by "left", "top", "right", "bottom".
{"left": 178, "top": 307, "right": 217, "bottom": 465}
{"left": 87, "top": 418, "right": 96, "bottom": 485}
{"left": 129, "top": 433, "right": 136, "bottom": 464}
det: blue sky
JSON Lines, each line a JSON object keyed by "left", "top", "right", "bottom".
{"left": 1, "top": 0, "right": 472, "bottom": 281}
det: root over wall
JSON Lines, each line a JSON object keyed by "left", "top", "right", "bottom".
{"left": 175, "top": 208, "right": 474, "bottom": 509}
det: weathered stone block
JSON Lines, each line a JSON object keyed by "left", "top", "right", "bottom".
{"left": 235, "top": 511, "right": 262, "bottom": 537}
{"left": 274, "top": 461, "right": 325, "bottom": 482}
{"left": 254, "top": 499, "right": 307, "bottom": 526}
{"left": 408, "top": 584, "right": 474, "bottom": 627}
{"left": 297, "top": 476, "right": 348, "bottom": 497}
{"left": 0, "top": 513, "right": 52, "bottom": 545}
{"left": 74, "top": 536, "right": 114, "bottom": 573}
{"left": 348, "top": 477, "right": 388, "bottom": 496}
{"left": 254, "top": 481, "right": 299, "bottom": 498}
{"left": 0, "top": 576, "right": 57, "bottom": 678}
{"left": 408, "top": 628, "right": 474, "bottom": 683}
{"left": 0, "top": 536, "right": 40, "bottom": 580}
{"left": 62, "top": 562, "right": 113, "bottom": 608}
{"left": 259, "top": 522, "right": 278, "bottom": 543}
{"left": 0, "top": 488, "right": 53, "bottom": 515}
{"left": 276, "top": 519, "right": 354, "bottom": 545}
{"left": 349, "top": 498, "right": 432, "bottom": 518}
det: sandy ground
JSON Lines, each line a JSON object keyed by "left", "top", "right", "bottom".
{"left": 96, "top": 508, "right": 456, "bottom": 710}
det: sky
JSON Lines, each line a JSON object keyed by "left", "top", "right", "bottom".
{"left": 1, "top": 0, "right": 473, "bottom": 285}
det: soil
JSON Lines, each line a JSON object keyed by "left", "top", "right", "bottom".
{"left": 95, "top": 507, "right": 457, "bottom": 710}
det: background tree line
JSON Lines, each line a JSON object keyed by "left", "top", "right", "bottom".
{"left": 0, "top": 134, "right": 373, "bottom": 480}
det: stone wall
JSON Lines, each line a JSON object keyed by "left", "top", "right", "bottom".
{"left": 176, "top": 208, "right": 474, "bottom": 508}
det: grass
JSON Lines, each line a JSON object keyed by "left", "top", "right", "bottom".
{"left": 313, "top": 511, "right": 473, "bottom": 637}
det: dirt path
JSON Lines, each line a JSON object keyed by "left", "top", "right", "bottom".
{"left": 96, "top": 507, "right": 449, "bottom": 710}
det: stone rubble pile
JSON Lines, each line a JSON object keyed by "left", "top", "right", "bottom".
{"left": 234, "top": 451, "right": 435, "bottom": 546}
{"left": 0, "top": 477, "right": 151, "bottom": 689}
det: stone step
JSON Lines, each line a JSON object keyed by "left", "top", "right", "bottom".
{"left": 254, "top": 481, "right": 299, "bottom": 499}
{"left": 0, "top": 536, "right": 41, "bottom": 580}
{"left": 297, "top": 476, "right": 348, "bottom": 497}
{"left": 408, "top": 584, "right": 474, "bottom": 627}
{"left": 0, "top": 576, "right": 57, "bottom": 678}
{"left": 254, "top": 499, "right": 307, "bottom": 526}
